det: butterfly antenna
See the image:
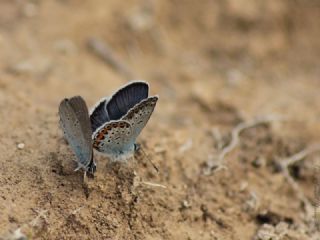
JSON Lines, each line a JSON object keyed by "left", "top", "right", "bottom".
{"left": 139, "top": 146, "right": 159, "bottom": 173}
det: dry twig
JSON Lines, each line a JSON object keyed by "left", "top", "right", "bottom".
{"left": 87, "top": 37, "right": 135, "bottom": 80}
{"left": 141, "top": 181, "right": 167, "bottom": 189}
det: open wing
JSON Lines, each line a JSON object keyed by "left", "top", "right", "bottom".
{"left": 106, "top": 81, "right": 149, "bottom": 120}
{"left": 90, "top": 97, "right": 110, "bottom": 133}
{"left": 121, "top": 96, "right": 158, "bottom": 141}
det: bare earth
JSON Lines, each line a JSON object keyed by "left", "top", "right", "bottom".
{"left": 0, "top": 1, "right": 320, "bottom": 239}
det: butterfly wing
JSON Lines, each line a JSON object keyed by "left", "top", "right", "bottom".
{"left": 59, "top": 96, "right": 94, "bottom": 171}
{"left": 93, "top": 120, "right": 135, "bottom": 157}
{"left": 121, "top": 96, "right": 158, "bottom": 141}
{"left": 106, "top": 81, "right": 149, "bottom": 120}
{"left": 90, "top": 97, "right": 110, "bottom": 133}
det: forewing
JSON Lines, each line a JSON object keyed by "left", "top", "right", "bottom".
{"left": 122, "top": 96, "right": 158, "bottom": 141}
{"left": 106, "top": 81, "right": 149, "bottom": 120}
{"left": 59, "top": 96, "right": 93, "bottom": 168}
{"left": 93, "top": 120, "right": 133, "bottom": 154}
{"left": 68, "top": 96, "right": 92, "bottom": 141}
{"left": 90, "top": 97, "right": 110, "bottom": 133}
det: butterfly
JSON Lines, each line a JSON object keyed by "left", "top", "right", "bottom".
{"left": 90, "top": 81, "right": 158, "bottom": 161}
{"left": 59, "top": 96, "right": 96, "bottom": 176}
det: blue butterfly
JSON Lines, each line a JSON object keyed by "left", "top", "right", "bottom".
{"left": 90, "top": 81, "right": 158, "bottom": 161}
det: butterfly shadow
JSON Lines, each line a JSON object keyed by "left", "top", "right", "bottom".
{"left": 48, "top": 142, "right": 95, "bottom": 198}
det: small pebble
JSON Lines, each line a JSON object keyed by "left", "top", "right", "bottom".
{"left": 240, "top": 181, "right": 248, "bottom": 192}
{"left": 17, "top": 143, "right": 25, "bottom": 149}
{"left": 275, "top": 221, "right": 288, "bottom": 234}
{"left": 252, "top": 157, "right": 266, "bottom": 168}
{"left": 226, "top": 69, "right": 244, "bottom": 87}
{"left": 53, "top": 39, "right": 77, "bottom": 54}
{"left": 181, "top": 200, "right": 191, "bottom": 208}
{"left": 154, "top": 146, "right": 166, "bottom": 153}
{"left": 9, "top": 61, "right": 34, "bottom": 74}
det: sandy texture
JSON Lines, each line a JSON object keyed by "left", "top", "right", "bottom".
{"left": 0, "top": 1, "right": 320, "bottom": 239}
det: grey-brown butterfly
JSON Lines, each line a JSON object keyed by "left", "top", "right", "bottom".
{"left": 59, "top": 96, "right": 96, "bottom": 176}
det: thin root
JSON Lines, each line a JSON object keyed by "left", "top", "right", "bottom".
{"left": 279, "top": 146, "right": 320, "bottom": 222}
{"left": 205, "top": 115, "right": 282, "bottom": 174}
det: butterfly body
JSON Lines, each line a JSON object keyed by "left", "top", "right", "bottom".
{"left": 90, "top": 81, "right": 158, "bottom": 161}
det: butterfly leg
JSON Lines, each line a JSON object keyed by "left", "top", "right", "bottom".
{"left": 86, "top": 157, "right": 96, "bottom": 178}
{"left": 74, "top": 164, "right": 82, "bottom": 172}
{"left": 134, "top": 144, "right": 159, "bottom": 173}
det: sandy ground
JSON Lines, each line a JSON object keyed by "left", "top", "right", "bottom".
{"left": 0, "top": 1, "right": 320, "bottom": 239}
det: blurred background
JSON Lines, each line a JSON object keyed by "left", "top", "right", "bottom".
{"left": 1, "top": 0, "right": 320, "bottom": 122}
{"left": 0, "top": 1, "right": 320, "bottom": 239}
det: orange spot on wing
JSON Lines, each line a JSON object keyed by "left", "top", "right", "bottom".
{"left": 96, "top": 133, "right": 105, "bottom": 140}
